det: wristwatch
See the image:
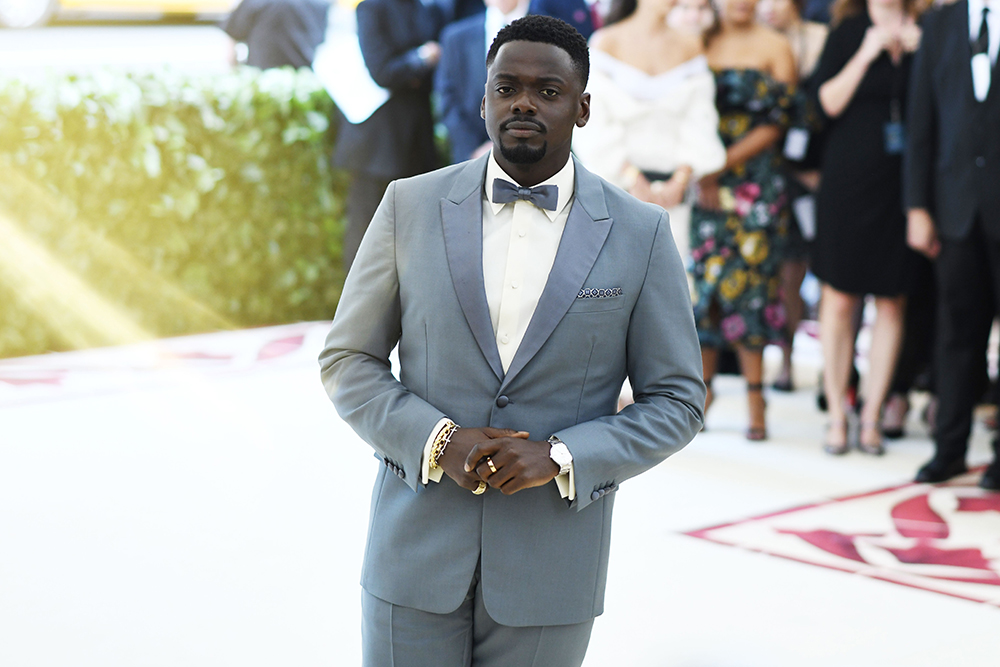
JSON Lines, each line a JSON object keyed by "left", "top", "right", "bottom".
{"left": 547, "top": 435, "right": 573, "bottom": 476}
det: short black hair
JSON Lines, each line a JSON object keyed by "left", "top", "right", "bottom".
{"left": 486, "top": 14, "right": 590, "bottom": 88}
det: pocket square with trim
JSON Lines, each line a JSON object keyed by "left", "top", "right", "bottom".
{"left": 577, "top": 287, "right": 623, "bottom": 299}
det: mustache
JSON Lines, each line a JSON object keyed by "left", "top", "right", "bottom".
{"left": 501, "top": 117, "right": 546, "bottom": 133}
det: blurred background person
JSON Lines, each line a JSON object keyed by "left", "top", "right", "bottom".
{"left": 804, "top": 0, "right": 836, "bottom": 21}
{"left": 757, "top": 0, "right": 828, "bottom": 392}
{"left": 905, "top": 0, "right": 1000, "bottom": 487}
{"left": 222, "top": 0, "right": 331, "bottom": 69}
{"left": 669, "top": 0, "right": 718, "bottom": 36}
{"left": 332, "top": 0, "right": 446, "bottom": 272}
{"left": 529, "top": 0, "right": 603, "bottom": 38}
{"left": 692, "top": 0, "right": 796, "bottom": 440}
{"left": 573, "top": 0, "right": 727, "bottom": 264}
{"left": 810, "top": 0, "right": 922, "bottom": 455}
{"left": 436, "top": 0, "right": 530, "bottom": 164}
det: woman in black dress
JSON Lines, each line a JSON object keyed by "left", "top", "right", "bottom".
{"left": 811, "top": 0, "right": 922, "bottom": 455}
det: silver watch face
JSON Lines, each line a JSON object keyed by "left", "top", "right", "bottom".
{"left": 549, "top": 442, "right": 572, "bottom": 471}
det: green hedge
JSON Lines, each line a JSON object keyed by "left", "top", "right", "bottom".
{"left": 0, "top": 67, "right": 346, "bottom": 359}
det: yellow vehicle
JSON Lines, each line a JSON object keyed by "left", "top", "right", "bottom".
{"left": 0, "top": 0, "right": 238, "bottom": 29}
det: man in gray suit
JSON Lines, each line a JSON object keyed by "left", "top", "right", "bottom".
{"left": 319, "top": 15, "right": 704, "bottom": 666}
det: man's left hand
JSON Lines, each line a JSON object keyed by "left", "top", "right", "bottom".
{"left": 464, "top": 436, "right": 560, "bottom": 495}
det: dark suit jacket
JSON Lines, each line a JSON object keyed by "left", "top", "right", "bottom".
{"left": 528, "top": 0, "right": 595, "bottom": 39}
{"left": 222, "top": 0, "right": 329, "bottom": 69}
{"left": 435, "top": 13, "right": 490, "bottom": 163}
{"left": 332, "top": 0, "right": 445, "bottom": 179}
{"left": 904, "top": 0, "right": 1000, "bottom": 240}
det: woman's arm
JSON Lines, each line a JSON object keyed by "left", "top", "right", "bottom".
{"left": 818, "top": 25, "right": 888, "bottom": 118}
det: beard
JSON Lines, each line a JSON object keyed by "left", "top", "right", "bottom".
{"left": 499, "top": 140, "right": 547, "bottom": 164}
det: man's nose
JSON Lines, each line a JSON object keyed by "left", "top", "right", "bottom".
{"left": 511, "top": 92, "right": 537, "bottom": 115}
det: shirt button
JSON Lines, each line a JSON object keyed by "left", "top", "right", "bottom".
{"left": 976, "top": 156, "right": 986, "bottom": 168}
{"left": 496, "top": 395, "right": 510, "bottom": 408}
{"left": 500, "top": 334, "right": 510, "bottom": 344}
{"left": 518, "top": 229, "right": 527, "bottom": 237}
{"left": 511, "top": 281, "right": 519, "bottom": 289}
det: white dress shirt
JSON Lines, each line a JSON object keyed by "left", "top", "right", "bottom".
{"left": 970, "top": 0, "right": 999, "bottom": 101}
{"left": 421, "top": 153, "right": 577, "bottom": 500}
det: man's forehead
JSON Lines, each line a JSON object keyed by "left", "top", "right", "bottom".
{"left": 489, "top": 41, "right": 575, "bottom": 78}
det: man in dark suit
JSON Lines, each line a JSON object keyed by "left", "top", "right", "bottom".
{"left": 436, "top": 0, "right": 529, "bottom": 163}
{"left": 905, "top": 0, "right": 1000, "bottom": 489}
{"left": 528, "top": 0, "right": 598, "bottom": 39}
{"left": 332, "top": 0, "right": 446, "bottom": 271}
{"left": 222, "top": 0, "right": 329, "bottom": 69}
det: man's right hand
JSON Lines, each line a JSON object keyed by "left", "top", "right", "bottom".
{"left": 907, "top": 208, "right": 940, "bottom": 259}
{"left": 437, "top": 427, "right": 528, "bottom": 491}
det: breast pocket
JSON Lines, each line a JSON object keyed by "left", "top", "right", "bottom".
{"left": 566, "top": 294, "right": 625, "bottom": 313}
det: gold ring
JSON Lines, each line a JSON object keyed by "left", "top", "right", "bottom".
{"left": 486, "top": 457, "right": 497, "bottom": 474}
{"left": 473, "top": 481, "right": 487, "bottom": 495}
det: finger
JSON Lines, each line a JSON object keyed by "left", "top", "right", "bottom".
{"left": 486, "top": 461, "right": 518, "bottom": 490}
{"left": 476, "top": 459, "right": 497, "bottom": 483}
{"left": 464, "top": 439, "right": 502, "bottom": 472}
{"left": 480, "top": 427, "right": 529, "bottom": 439}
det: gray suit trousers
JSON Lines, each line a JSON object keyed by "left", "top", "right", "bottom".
{"left": 362, "top": 566, "right": 594, "bottom": 667}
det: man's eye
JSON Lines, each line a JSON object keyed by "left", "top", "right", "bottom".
{"left": 540, "top": 89, "right": 559, "bottom": 98}
{"left": 496, "top": 86, "right": 514, "bottom": 94}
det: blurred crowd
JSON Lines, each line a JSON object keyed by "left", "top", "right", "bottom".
{"left": 221, "top": 0, "right": 1000, "bottom": 489}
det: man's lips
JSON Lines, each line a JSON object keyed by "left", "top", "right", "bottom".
{"left": 502, "top": 120, "right": 544, "bottom": 137}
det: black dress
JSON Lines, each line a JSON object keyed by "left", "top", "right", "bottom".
{"left": 811, "top": 12, "right": 914, "bottom": 296}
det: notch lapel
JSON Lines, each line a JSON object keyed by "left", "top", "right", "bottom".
{"left": 953, "top": 1, "right": 980, "bottom": 103}
{"left": 441, "top": 156, "right": 505, "bottom": 381}
{"left": 499, "top": 161, "right": 613, "bottom": 392}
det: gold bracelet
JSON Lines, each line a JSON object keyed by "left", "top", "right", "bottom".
{"left": 429, "top": 420, "right": 458, "bottom": 471}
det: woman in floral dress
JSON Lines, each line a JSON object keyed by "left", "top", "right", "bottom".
{"left": 692, "top": 0, "right": 796, "bottom": 440}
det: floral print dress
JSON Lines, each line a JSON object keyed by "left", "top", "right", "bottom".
{"left": 690, "top": 68, "right": 795, "bottom": 349}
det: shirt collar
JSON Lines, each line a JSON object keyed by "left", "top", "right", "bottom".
{"left": 485, "top": 151, "right": 575, "bottom": 221}
{"left": 970, "top": 0, "right": 995, "bottom": 21}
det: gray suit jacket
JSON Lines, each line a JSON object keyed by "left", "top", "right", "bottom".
{"left": 319, "top": 154, "right": 705, "bottom": 627}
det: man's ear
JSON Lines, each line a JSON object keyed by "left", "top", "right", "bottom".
{"left": 480, "top": 94, "right": 486, "bottom": 120}
{"left": 576, "top": 92, "right": 591, "bottom": 128}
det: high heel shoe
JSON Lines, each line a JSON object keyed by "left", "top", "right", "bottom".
{"left": 881, "top": 393, "right": 908, "bottom": 439}
{"left": 857, "top": 421, "right": 885, "bottom": 456}
{"left": 823, "top": 418, "right": 849, "bottom": 456}
{"left": 745, "top": 382, "right": 767, "bottom": 441}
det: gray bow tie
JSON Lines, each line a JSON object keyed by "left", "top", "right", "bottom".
{"left": 492, "top": 179, "right": 558, "bottom": 211}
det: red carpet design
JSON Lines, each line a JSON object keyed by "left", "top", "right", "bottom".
{"left": 687, "top": 475, "right": 1000, "bottom": 606}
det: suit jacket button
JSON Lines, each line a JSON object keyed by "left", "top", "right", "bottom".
{"left": 976, "top": 156, "right": 986, "bottom": 168}
{"left": 398, "top": 470, "right": 405, "bottom": 479}
{"left": 496, "top": 395, "right": 509, "bottom": 408}
{"left": 591, "top": 490, "right": 601, "bottom": 501}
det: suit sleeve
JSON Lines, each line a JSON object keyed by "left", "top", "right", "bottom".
{"left": 318, "top": 181, "right": 447, "bottom": 492}
{"left": 221, "top": 0, "right": 259, "bottom": 42}
{"left": 903, "top": 15, "right": 937, "bottom": 212}
{"left": 356, "top": 0, "right": 436, "bottom": 91}
{"left": 436, "top": 26, "right": 487, "bottom": 162}
{"left": 554, "top": 211, "right": 706, "bottom": 512}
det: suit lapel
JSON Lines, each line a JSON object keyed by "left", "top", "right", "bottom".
{"left": 500, "top": 160, "right": 613, "bottom": 392}
{"left": 441, "top": 156, "right": 505, "bottom": 381}
{"left": 954, "top": 1, "right": 978, "bottom": 103}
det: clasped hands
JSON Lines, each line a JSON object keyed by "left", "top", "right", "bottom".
{"left": 437, "top": 427, "right": 560, "bottom": 495}
{"left": 859, "top": 19, "right": 921, "bottom": 65}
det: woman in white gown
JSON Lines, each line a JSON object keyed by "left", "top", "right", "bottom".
{"left": 573, "top": 0, "right": 727, "bottom": 263}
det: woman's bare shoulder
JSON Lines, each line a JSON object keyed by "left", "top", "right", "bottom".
{"left": 589, "top": 24, "right": 625, "bottom": 53}
{"left": 670, "top": 28, "right": 706, "bottom": 60}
